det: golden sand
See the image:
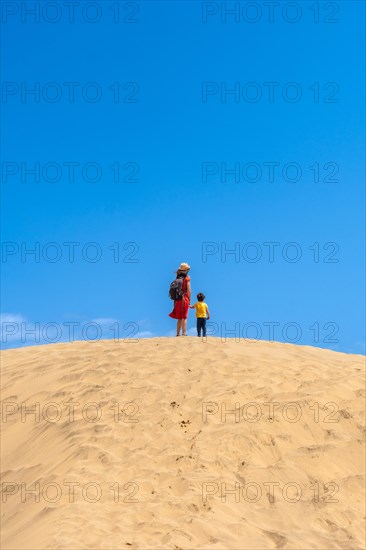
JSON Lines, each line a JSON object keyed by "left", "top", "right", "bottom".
{"left": 1, "top": 338, "right": 365, "bottom": 549}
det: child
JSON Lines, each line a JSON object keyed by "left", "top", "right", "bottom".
{"left": 189, "top": 293, "right": 210, "bottom": 337}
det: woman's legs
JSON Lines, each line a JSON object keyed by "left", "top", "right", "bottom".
{"left": 176, "top": 319, "right": 188, "bottom": 336}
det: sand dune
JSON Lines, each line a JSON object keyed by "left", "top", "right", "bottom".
{"left": 1, "top": 337, "right": 365, "bottom": 549}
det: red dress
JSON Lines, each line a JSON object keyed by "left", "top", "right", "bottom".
{"left": 169, "top": 276, "right": 190, "bottom": 319}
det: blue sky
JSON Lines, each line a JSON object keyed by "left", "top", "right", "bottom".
{"left": 1, "top": 0, "right": 365, "bottom": 353}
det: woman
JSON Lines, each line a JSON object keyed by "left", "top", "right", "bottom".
{"left": 169, "top": 262, "right": 191, "bottom": 336}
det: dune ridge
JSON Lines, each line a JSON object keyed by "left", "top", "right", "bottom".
{"left": 1, "top": 337, "right": 365, "bottom": 549}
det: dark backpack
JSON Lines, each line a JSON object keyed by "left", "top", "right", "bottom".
{"left": 169, "top": 277, "right": 184, "bottom": 301}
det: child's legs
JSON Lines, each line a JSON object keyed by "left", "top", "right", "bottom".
{"left": 202, "top": 318, "right": 207, "bottom": 337}
{"left": 197, "top": 318, "right": 205, "bottom": 336}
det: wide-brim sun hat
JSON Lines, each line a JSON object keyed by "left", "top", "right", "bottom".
{"left": 178, "top": 262, "right": 190, "bottom": 271}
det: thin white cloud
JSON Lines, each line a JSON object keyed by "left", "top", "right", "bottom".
{"left": 91, "top": 318, "right": 119, "bottom": 325}
{"left": 0, "top": 313, "right": 27, "bottom": 342}
{"left": 0, "top": 313, "right": 26, "bottom": 324}
{"left": 0, "top": 314, "right": 157, "bottom": 347}
{"left": 137, "top": 331, "right": 155, "bottom": 338}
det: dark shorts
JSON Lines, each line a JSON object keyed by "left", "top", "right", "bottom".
{"left": 197, "top": 317, "right": 207, "bottom": 336}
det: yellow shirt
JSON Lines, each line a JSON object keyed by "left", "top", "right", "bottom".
{"left": 192, "top": 302, "right": 208, "bottom": 318}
